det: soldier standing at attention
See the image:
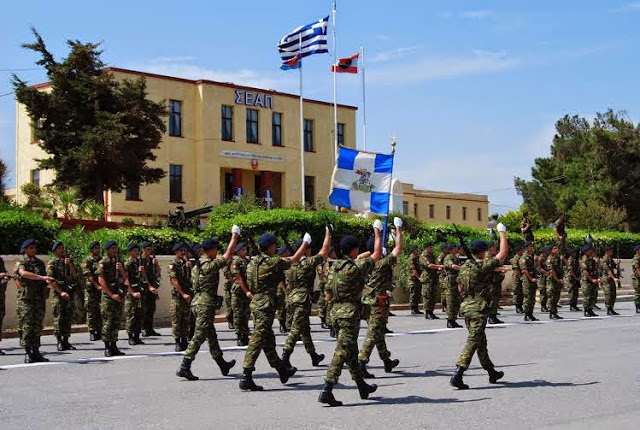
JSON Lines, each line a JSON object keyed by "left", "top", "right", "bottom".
{"left": 275, "top": 246, "right": 290, "bottom": 334}
{"left": 632, "top": 245, "right": 640, "bottom": 314}
{"left": 169, "top": 242, "right": 192, "bottom": 352}
{"left": 420, "top": 243, "right": 443, "bottom": 320}
{"left": 47, "top": 241, "right": 78, "bottom": 351}
{"left": 600, "top": 246, "right": 620, "bottom": 315}
{"left": 449, "top": 222, "right": 508, "bottom": 390}
{"left": 444, "top": 244, "right": 463, "bottom": 328}
{"left": 0, "top": 257, "right": 12, "bottom": 355}
{"left": 13, "top": 260, "right": 25, "bottom": 346}
{"left": 231, "top": 242, "right": 252, "bottom": 346}
{"left": 175, "top": 227, "right": 240, "bottom": 381}
{"left": 239, "top": 232, "right": 311, "bottom": 392}
{"left": 357, "top": 217, "right": 404, "bottom": 379}
{"left": 520, "top": 241, "right": 539, "bottom": 321}
{"left": 82, "top": 241, "right": 103, "bottom": 341}
{"left": 97, "top": 241, "right": 130, "bottom": 357}
{"left": 520, "top": 212, "right": 534, "bottom": 243}
{"left": 140, "top": 242, "right": 161, "bottom": 337}
{"left": 546, "top": 245, "right": 564, "bottom": 319}
{"left": 437, "top": 245, "right": 450, "bottom": 314}
{"left": 318, "top": 220, "right": 383, "bottom": 407}
{"left": 17, "top": 239, "right": 54, "bottom": 363}
{"left": 124, "top": 243, "right": 146, "bottom": 346}
{"left": 565, "top": 248, "right": 582, "bottom": 312}
{"left": 511, "top": 246, "right": 524, "bottom": 314}
{"left": 580, "top": 244, "right": 600, "bottom": 317}
{"left": 223, "top": 259, "right": 235, "bottom": 330}
{"left": 408, "top": 245, "right": 423, "bottom": 315}
{"left": 537, "top": 247, "right": 550, "bottom": 313}
{"left": 486, "top": 242, "right": 506, "bottom": 325}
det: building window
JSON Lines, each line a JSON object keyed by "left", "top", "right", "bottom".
{"left": 246, "top": 109, "right": 259, "bottom": 143}
{"left": 413, "top": 203, "right": 418, "bottom": 217}
{"left": 272, "top": 112, "right": 282, "bottom": 146}
{"left": 254, "top": 174, "right": 262, "bottom": 197}
{"left": 30, "top": 169, "right": 40, "bottom": 187}
{"left": 477, "top": 207, "right": 482, "bottom": 222}
{"left": 304, "top": 175, "right": 315, "bottom": 208}
{"left": 169, "top": 100, "right": 182, "bottom": 137}
{"left": 31, "top": 118, "right": 43, "bottom": 143}
{"left": 402, "top": 201, "right": 408, "bottom": 215}
{"left": 221, "top": 105, "right": 233, "bottom": 141}
{"left": 125, "top": 182, "right": 140, "bottom": 201}
{"left": 304, "top": 119, "right": 314, "bottom": 152}
{"left": 169, "top": 164, "right": 183, "bottom": 202}
{"left": 337, "top": 123, "right": 345, "bottom": 146}
{"left": 446, "top": 205, "right": 451, "bottom": 220}
{"left": 462, "top": 206, "right": 467, "bottom": 221}
{"left": 429, "top": 204, "right": 435, "bottom": 219}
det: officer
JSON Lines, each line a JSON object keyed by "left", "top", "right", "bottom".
{"left": 176, "top": 226, "right": 240, "bottom": 381}
{"left": 124, "top": 242, "right": 145, "bottom": 345}
{"left": 230, "top": 242, "right": 252, "bottom": 346}
{"left": 82, "top": 241, "right": 103, "bottom": 341}
{"left": 632, "top": 245, "right": 640, "bottom": 314}
{"left": 521, "top": 212, "right": 534, "bottom": 242}
{"left": 47, "top": 241, "right": 78, "bottom": 351}
{"left": 486, "top": 242, "right": 507, "bottom": 325}
{"left": 520, "top": 241, "right": 539, "bottom": 321}
{"left": 358, "top": 217, "right": 404, "bottom": 379}
{"left": 510, "top": 245, "right": 524, "bottom": 314}
{"left": 565, "top": 248, "right": 582, "bottom": 312}
{"left": 408, "top": 245, "right": 423, "bottom": 315}
{"left": 449, "top": 222, "right": 508, "bottom": 390}
{"left": 97, "top": 240, "right": 130, "bottom": 357}
{"left": 420, "top": 242, "right": 443, "bottom": 320}
{"left": 239, "top": 232, "right": 312, "bottom": 392}
{"left": 546, "top": 245, "right": 564, "bottom": 319}
{"left": 580, "top": 244, "right": 600, "bottom": 317}
{"left": 275, "top": 246, "right": 290, "bottom": 334}
{"left": 0, "top": 257, "right": 12, "bottom": 355}
{"left": 168, "top": 242, "right": 192, "bottom": 351}
{"left": 140, "top": 242, "right": 161, "bottom": 337}
{"left": 600, "top": 246, "right": 620, "bottom": 315}
{"left": 537, "top": 247, "right": 550, "bottom": 313}
{"left": 17, "top": 239, "right": 54, "bottom": 363}
{"left": 444, "top": 244, "right": 463, "bottom": 328}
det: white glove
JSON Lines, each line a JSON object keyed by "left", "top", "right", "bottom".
{"left": 497, "top": 222, "right": 507, "bottom": 233}
{"left": 393, "top": 217, "right": 403, "bottom": 228}
{"left": 232, "top": 225, "right": 241, "bottom": 235}
{"left": 382, "top": 247, "right": 388, "bottom": 256}
{"left": 373, "top": 219, "right": 383, "bottom": 231}
{"left": 303, "top": 233, "right": 312, "bottom": 245}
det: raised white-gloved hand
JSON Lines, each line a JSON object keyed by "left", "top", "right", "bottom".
{"left": 382, "top": 247, "right": 388, "bottom": 256}
{"left": 232, "top": 225, "right": 241, "bottom": 235}
{"left": 303, "top": 233, "right": 312, "bottom": 245}
{"left": 497, "top": 222, "right": 507, "bottom": 233}
{"left": 394, "top": 217, "right": 403, "bottom": 228}
{"left": 373, "top": 219, "right": 383, "bottom": 231}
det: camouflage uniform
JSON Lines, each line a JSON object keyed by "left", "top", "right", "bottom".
{"left": 519, "top": 251, "right": 538, "bottom": 315}
{"left": 358, "top": 254, "right": 396, "bottom": 364}
{"left": 437, "top": 252, "right": 447, "bottom": 309}
{"left": 564, "top": 255, "right": 581, "bottom": 308}
{"left": 444, "top": 253, "right": 462, "bottom": 321}
{"left": 0, "top": 258, "right": 8, "bottom": 348}
{"left": 82, "top": 255, "right": 103, "bottom": 336}
{"left": 632, "top": 254, "right": 640, "bottom": 309}
{"left": 580, "top": 255, "right": 599, "bottom": 310}
{"left": 316, "top": 263, "right": 329, "bottom": 321}
{"left": 47, "top": 257, "right": 74, "bottom": 339}
{"left": 124, "top": 259, "right": 145, "bottom": 338}
{"left": 510, "top": 254, "right": 523, "bottom": 308}
{"left": 408, "top": 252, "right": 422, "bottom": 308}
{"left": 223, "top": 265, "right": 234, "bottom": 324}
{"left": 419, "top": 251, "right": 439, "bottom": 313}
{"left": 486, "top": 255, "right": 504, "bottom": 317}
{"left": 168, "top": 257, "right": 192, "bottom": 340}
{"left": 538, "top": 255, "right": 549, "bottom": 310}
{"left": 97, "top": 256, "right": 125, "bottom": 343}
{"left": 323, "top": 261, "right": 336, "bottom": 328}
{"left": 600, "top": 256, "right": 617, "bottom": 310}
{"left": 230, "top": 255, "right": 251, "bottom": 338}
{"left": 13, "top": 261, "right": 25, "bottom": 345}
{"left": 140, "top": 255, "right": 160, "bottom": 334}
{"left": 275, "top": 276, "right": 288, "bottom": 329}
{"left": 546, "top": 253, "right": 564, "bottom": 314}
{"left": 17, "top": 255, "right": 49, "bottom": 350}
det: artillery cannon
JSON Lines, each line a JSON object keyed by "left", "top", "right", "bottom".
{"left": 168, "top": 205, "right": 213, "bottom": 231}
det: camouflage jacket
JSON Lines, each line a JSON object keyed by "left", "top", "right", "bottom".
{"left": 409, "top": 253, "right": 421, "bottom": 280}
{"left": 223, "top": 265, "right": 234, "bottom": 290}
{"left": 537, "top": 256, "right": 549, "bottom": 283}
{"left": 140, "top": 255, "right": 160, "bottom": 288}
{"left": 287, "top": 254, "right": 324, "bottom": 306}
{"left": 437, "top": 252, "right": 448, "bottom": 283}
{"left": 0, "top": 257, "right": 8, "bottom": 290}
{"left": 46, "top": 257, "right": 74, "bottom": 295}
{"left": 418, "top": 251, "right": 438, "bottom": 283}
{"left": 510, "top": 254, "right": 522, "bottom": 280}
{"left": 96, "top": 256, "right": 125, "bottom": 298}
{"left": 443, "top": 254, "right": 461, "bottom": 287}
{"left": 564, "top": 256, "right": 579, "bottom": 281}
{"left": 600, "top": 256, "right": 616, "bottom": 283}
{"left": 316, "top": 261, "right": 330, "bottom": 291}
{"left": 18, "top": 255, "right": 49, "bottom": 300}
{"left": 362, "top": 254, "right": 396, "bottom": 305}
{"left": 246, "top": 253, "right": 292, "bottom": 312}
{"left": 485, "top": 252, "right": 505, "bottom": 286}
{"left": 519, "top": 251, "right": 537, "bottom": 283}
{"left": 168, "top": 258, "right": 192, "bottom": 296}
{"left": 327, "top": 256, "right": 375, "bottom": 320}
{"left": 633, "top": 255, "right": 640, "bottom": 281}
{"left": 191, "top": 255, "right": 227, "bottom": 306}
{"left": 124, "top": 259, "right": 145, "bottom": 295}
{"left": 546, "top": 254, "right": 564, "bottom": 286}
{"left": 580, "top": 255, "right": 598, "bottom": 283}
{"left": 82, "top": 255, "right": 101, "bottom": 287}
{"left": 230, "top": 255, "right": 248, "bottom": 295}
{"left": 459, "top": 256, "right": 500, "bottom": 316}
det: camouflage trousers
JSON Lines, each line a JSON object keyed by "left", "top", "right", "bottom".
{"left": 142, "top": 291, "right": 158, "bottom": 331}
{"left": 445, "top": 285, "right": 461, "bottom": 321}
{"left": 455, "top": 314, "right": 494, "bottom": 370}
{"left": 70, "top": 285, "right": 85, "bottom": 324}
{"left": 101, "top": 295, "right": 123, "bottom": 342}
{"left": 170, "top": 295, "right": 191, "bottom": 339}
{"left": 275, "top": 287, "right": 287, "bottom": 324}
{"left": 421, "top": 279, "right": 438, "bottom": 312}
{"left": 539, "top": 276, "right": 548, "bottom": 308}
{"left": 326, "top": 297, "right": 335, "bottom": 326}
{"left": 325, "top": 317, "right": 364, "bottom": 384}
{"left": 231, "top": 291, "right": 251, "bottom": 337}
{"left": 0, "top": 285, "right": 5, "bottom": 341}
{"left": 409, "top": 278, "right": 422, "bottom": 307}
{"left": 18, "top": 299, "right": 46, "bottom": 348}
{"left": 358, "top": 307, "right": 391, "bottom": 363}
{"left": 439, "top": 279, "right": 447, "bottom": 309}
{"left": 512, "top": 276, "right": 523, "bottom": 307}
{"left": 489, "top": 282, "right": 502, "bottom": 316}
{"left": 283, "top": 303, "right": 316, "bottom": 355}
{"left": 184, "top": 304, "right": 223, "bottom": 361}
{"left": 243, "top": 308, "right": 281, "bottom": 370}
{"left": 85, "top": 285, "right": 102, "bottom": 333}
{"left": 224, "top": 283, "right": 234, "bottom": 321}
{"left": 51, "top": 293, "right": 73, "bottom": 337}
{"left": 317, "top": 285, "right": 327, "bottom": 319}
{"left": 581, "top": 280, "right": 598, "bottom": 309}
{"left": 522, "top": 279, "right": 537, "bottom": 314}
{"left": 125, "top": 294, "right": 144, "bottom": 335}
{"left": 565, "top": 279, "right": 580, "bottom": 307}
{"left": 634, "top": 279, "right": 640, "bottom": 306}
{"left": 602, "top": 280, "right": 617, "bottom": 309}
{"left": 546, "top": 280, "right": 562, "bottom": 314}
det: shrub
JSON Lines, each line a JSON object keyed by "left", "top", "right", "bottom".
{"left": 0, "top": 207, "right": 61, "bottom": 254}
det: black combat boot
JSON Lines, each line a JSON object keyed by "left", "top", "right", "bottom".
{"left": 279, "top": 320, "right": 288, "bottom": 333}
{"left": 18, "top": 329, "right": 24, "bottom": 347}
{"left": 104, "top": 341, "right": 113, "bottom": 357}
{"left": 431, "top": 312, "right": 440, "bottom": 320}
{"left": 63, "top": 337, "right": 76, "bottom": 350}
{"left": 33, "top": 348, "right": 49, "bottom": 362}
{"left": 281, "top": 350, "right": 293, "bottom": 369}
{"left": 112, "top": 341, "right": 126, "bottom": 356}
{"left": 128, "top": 333, "right": 136, "bottom": 346}
{"left": 636, "top": 305, "right": 640, "bottom": 314}
{"left": 525, "top": 313, "right": 539, "bottom": 321}
{"left": 241, "top": 334, "right": 250, "bottom": 346}
{"left": 311, "top": 352, "right": 325, "bottom": 367}
{"left": 515, "top": 305, "right": 523, "bottom": 314}
{"left": 277, "top": 360, "right": 297, "bottom": 384}
{"left": 134, "top": 333, "right": 145, "bottom": 345}
{"left": 593, "top": 303, "right": 601, "bottom": 310}
{"left": 181, "top": 338, "right": 189, "bottom": 351}
{"left": 450, "top": 366, "right": 469, "bottom": 390}
{"left": 0, "top": 348, "right": 5, "bottom": 356}
{"left": 411, "top": 305, "right": 424, "bottom": 315}
{"left": 540, "top": 305, "right": 549, "bottom": 313}
{"left": 237, "top": 335, "right": 244, "bottom": 346}
{"left": 383, "top": 358, "right": 400, "bottom": 373}
{"left": 318, "top": 382, "right": 343, "bottom": 407}
{"left": 488, "top": 367, "right": 505, "bottom": 383}
{"left": 320, "top": 318, "right": 329, "bottom": 329}
{"left": 487, "top": 315, "right": 500, "bottom": 325}
{"left": 215, "top": 355, "right": 236, "bottom": 376}
{"left": 607, "top": 308, "right": 620, "bottom": 316}
{"left": 90, "top": 331, "right": 98, "bottom": 341}
{"left": 175, "top": 338, "right": 183, "bottom": 352}
{"left": 447, "top": 319, "right": 462, "bottom": 328}
{"left": 176, "top": 357, "right": 199, "bottom": 380}
{"left": 96, "top": 331, "right": 102, "bottom": 341}
{"left": 148, "top": 328, "right": 161, "bottom": 336}
{"left": 239, "top": 368, "right": 264, "bottom": 391}
{"left": 388, "top": 310, "right": 396, "bottom": 317}
{"left": 588, "top": 308, "right": 598, "bottom": 317}
{"left": 329, "top": 327, "right": 336, "bottom": 338}
{"left": 24, "top": 347, "right": 37, "bottom": 363}
{"left": 57, "top": 335, "right": 66, "bottom": 351}
{"left": 550, "top": 313, "right": 563, "bottom": 320}
{"left": 355, "top": 378, "right": 378, "bottom": 399}
{"left": 228, "top": 321, "right": 235, "bottom": 330}
{"left": 359, "top": 360, "right": 376, "bottom": 379}
{"left": 384, "top": 326, "right": 393, "bottom": 334}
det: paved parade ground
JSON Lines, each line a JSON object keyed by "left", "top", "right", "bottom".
{"left": 1, "top": 302, "right": 639, "bottom": 430}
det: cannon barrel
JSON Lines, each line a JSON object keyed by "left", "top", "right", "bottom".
{"left": 182, "top": 205, "right": 214, "bottom": 218}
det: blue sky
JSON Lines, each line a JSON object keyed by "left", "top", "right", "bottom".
{"left": 2, "top": 0, "right": 640, "bottom": 213}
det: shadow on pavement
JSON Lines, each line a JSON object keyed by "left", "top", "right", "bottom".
{"left": 343, "top": 395, "right": 491, "bottom": 407}
{"left": 470, "top": 380, "right": 600, "bottom": 390}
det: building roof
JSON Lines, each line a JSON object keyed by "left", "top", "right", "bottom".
{"left": 401, "top": 182, "right": 488, "bottom": 202}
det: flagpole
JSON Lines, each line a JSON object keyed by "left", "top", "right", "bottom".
{"left": 361, "top": 45, "right": 367, "bottom": 151}
{"left": 382, "top": 136, "right": 397, "bottom": 246}
{"left": 332, "top": 0, "right": 338, "bottom": 161}
{"left": 299, "top": 34, "right": 306, "bottom": 209}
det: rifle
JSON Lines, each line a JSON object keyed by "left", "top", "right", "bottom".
{"left": 281, "top": 235, "right": 295, "bottom": 255}
{"left": 452, "top": 224, "right": 475, "bottom": 263}
{"left": 325, "top": 216, "right": 342, "bottom": 259}
{"left": 243, "top": 228, "right": 260, "bottom": 256}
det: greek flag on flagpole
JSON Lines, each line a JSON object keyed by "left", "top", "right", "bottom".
{"left": 278, "top": 16, "right": 329, "bottom": 61}
{"left": 329, "top": 146, "right": 395, "bottom": 215}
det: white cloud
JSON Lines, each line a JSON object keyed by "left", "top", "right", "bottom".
{"left": 150, "top": 56, "right": 197, "bottom": 63}
{"left": 460, "top": 10, "right": 496, "bottom": 20}
{"left": 610, "top": 2, "right": 640, "bottom": 12}
{"left": 375, "top": 34, "right": 391, "bottom": 42}
{"left": 370, "top": 46, "right": 421, "bottom": 63}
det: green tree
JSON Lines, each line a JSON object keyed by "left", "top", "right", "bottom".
{"left": 515, "top": 110, "right": 640, "bottom": 231}
{"left": 0, "top": 159, "right": 8, "bottom": 203}
{"left": 498, "top": 206, "right": 543, "bottom": 233}
{"left": 568, "top": 198, "right": 627, "bottom": 231}
{"left": 13, "top": 28, "right": 167, "bottom": 204}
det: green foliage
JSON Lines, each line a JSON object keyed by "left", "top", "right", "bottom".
{"left": 498, "top": 207, "right": 543, "bottom": 233}
{"left": 121, "top": 217, "right": 135, "bottom": 224}
{"left": 0, "top": 207, "right": 60, "bottom": 254}
{"left": 77, "top": 199, "right": 105, "bottom": 221}
{"left": 208, "top": 195, "right": 263, "bottom": 225}
{"left": 20, "top": 182, "right": 52, "bottom": 212}
{"left": 0, "top": 159, "right": 8, "bottom": 204}
{"left": 568, "top": 199, "right": 627, "bottom": 232}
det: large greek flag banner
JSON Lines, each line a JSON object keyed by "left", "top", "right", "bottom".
{"left": 329, "top": 146, "right": 395, "bottom": 215}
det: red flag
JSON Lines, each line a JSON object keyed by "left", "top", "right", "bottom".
{"left": 331, "top": 53, "right": 359, "bottom": 74}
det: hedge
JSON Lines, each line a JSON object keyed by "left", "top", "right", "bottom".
{"left": 0, "top": 207, "right": 60, "bottom": 254}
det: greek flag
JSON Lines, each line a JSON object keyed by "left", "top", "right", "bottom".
{"left": 329, "top": 146, "right": 395, "bottom": 215}
{"left": 278, "top": 16, "right": 329, "bottom": 61}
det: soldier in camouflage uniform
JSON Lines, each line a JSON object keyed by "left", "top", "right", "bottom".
{"left": 97, "top": 240, "right": 130, "bottom": 357}
{"left": 358, "top": 218, "right": 404, "bottom": 379}
{"left": 580, "top": 244, "right": 600, "bottom": 317}
{"left": 124, "top": 243, "right": 146, "bottom": 346}
{"left": 47, "top": 241, "right": 78, "bottom": 351}
{"left": 275, "top": 246, "right": 290, "bottom": 334}
{"left": 223, "top": 262, "right": 235, "bottom": 330}
{"left": 323, "top": 251, "right": 338, "bottom": 338}
{"left": 520, "top": 241, "right": 539, "bottom": 321}
{"left": 420, "top": 243, "right": 443, "bottom": 320}
{"left": 231, "top": 242, "right": 252, "bottom": 346}
{"left": 239, "top": 233, "right": 311, "bottom": 392}
{"left": 511, "top": 246, "right": 524, "bottom": 314}
{"left": 186, "top": 244, "right": 201, "bottom": 341}
{"left": 600, "top": 246, "right": 620, "bottom": 315}
{"left": 444, "top": 244, "right": 463, "bottom": 328}
{"left": 537, "top": 247, "right": 550, "bottom": 313}
{"left": 408, "top": 245, "right": 423, "bottom": 315}
{"left": 12, "top": 260, "right": 25, "bottom": 346}
{"left": 437, "top": 244, "right": 449, "bottom": 314}
{"left": 565, "top": 248, "right": 582, "bottom": 312}
{"left": 82, "top": 241, "right": 103, "bottom": 341}
{"left": 546, "top": 245, "right": 564, "bottom": 319}
{"left": 316, "top": 247, "right": 336, "bottom": 328}
{"left": 554, "top": 213, "right": 567, "bottom": 254}
{"left": 318, "top": 220, "right": 383, "bottom": 407}
{"left": 169, "top": 242, "right": 192, "bottom": 351}
{"left": 17, "top": 239, "right": 55, "bottom": 363}
{"left": 0, "top": 257, "right": 11, "bottom": 355}
{"left": 486, "top": 242, "right": 507, "bottom": 325}
{"left": 282, "top": 229, "right": 331, "bottom": 368}
{"left": 632, "top": 245, "right": 640, "bottom": 314}
{"left": 449, "top": 223, "right": 508, "bottom": 390}
{"left": 176, "top": 230, "right": 239, "bottom": 381}
{"left": 140, "top": 242, "right": 161, "bottom": 337}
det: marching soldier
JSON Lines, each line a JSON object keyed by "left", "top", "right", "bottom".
{"left": 0, "top": 257, "right": 11, "bottom": 355}
{"left": 444, "top": 244, "right": 463, "bottom": 328}
{"left": 537, "top": 247, "right": 550, "bottom": 313}
{"left": 231, "top": 242, "right": 252, "bottom": 346}
{"left": 175, "top": 227, "right": 240, "bottom": 381}
{"left": 580, "top": 244, "right": 600, "bottom": 317}
{"left": 275, "top": 246, "right": 290, "bottom": 333}
{"left": 565, "top": 248, "right": 582, "bottom": 312}
{"left": 420, "top": 243, "right": 442, "bottom": 320}
{"left": 223, "top": 260, "right": 235, "bottom": 330}
{"left": 600, "top": 246, "right": 620, "bottom": 315}
{"left": 520, "top": 241, "right": 539, "bottom": 321}
{"left": 97, "top": 241, "right": 129, "bottom": 357}
{"left": 140, "top": 242, "right": 161, "bottom": 337}
{"left": 486, "top": 242, "right": 507, "bottom": 325}
{"left": 169, "top": 242, "right": 192, "bottom": 351}
{"left": 633, "top": 245, "right": 640, "bottom": 314}
{"left": 316, "top": 249, "right": 330, "bottom": 328}
{"left": 449, "top": 223, "right": 508, "bottom": 390}
{"left": 324, "top": 248, "right": 338, "bottom": 338}
{"left": 318, "top": 220, "right": 383, "bottom": 407}
{"left": 546, "top": 245, "right": 564, "bottom": 319}
{"left": 408, "top": 245, "right": 423, "bottom": 315}
{"left": 47, "top": 241, "right": 78, "bottom": 351}
{"left": 437, "top": 244, "right": 450, "bottom": 314}
{"left": 124, "top": 243, "right": 146, "bottom": 345}
{"left": 82, "top": 241, "right": 103, "bottom": 341}
{"left": 511, "top": 245, "right": 524, "bottom": 314}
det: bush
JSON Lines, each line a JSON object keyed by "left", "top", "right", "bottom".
{"left": 0, "top": 206, "right": 61, "bottom": 254}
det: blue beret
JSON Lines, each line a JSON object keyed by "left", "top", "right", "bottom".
{"left": 235, "top": 242, "right": 246, "bottom": 253}
{"left": 603, "top": 245, "right": 613, "bottom": 252}
{"left": 514, "top": 245, "right": 522, "bottom": 252}
{"left": 523, "top": 240, "right": 533, "bottom": 248}
{"left": 141, "top": 241, "right": 152, "bottom": 249}
{"left": 409, "top": 245, "right": 418, "bottom": 252}
{"left": 127, "top": 242, "right": 139, "bottom": 252}
{"left": 277, "top": 245, "right": 288, "bottom": 255}
{"left": 88, "top": 241, "right": 100, "bottom": 250}
{"left": 634, "top": 245, "right": 640, "bottom": 252}
{"left": 172, "top": 242, "right": 186, "bottom": 253}
{"left": 581, "top": 244, "right": 592, "bottom": 253}
{"left": 294, "top": 239, "right": 304, "bottom": 250}
{"left": 104, "top": 240, "right": 117, "bottom": 250}
{"left": 202, "top": 238, "right": 220, "bottom": 251}
{"left": 566, "top": 248, "right": 576, "bottom": 255}
{"left": 258, "top": 234, "right": 278, "bottom": 248}
{"left": 341, "top": 235, "right": 360, "bottom": 254}
{"left": 470, "top": 240, "right": 488, "bottom": 253}
{"left": 20, "top": 239, "right": 36, "bottom": 253}
{"left": 423, "top": 242, "right": 433, "bottom": 249}
{"left": 538, "top": 246, "right": 547, "bottom": 254}
{"left": 51, "top": 241, "right": 63, "bottom": 252}
{"left": 366, "top": 237, "right": 375, "bottom": 253}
